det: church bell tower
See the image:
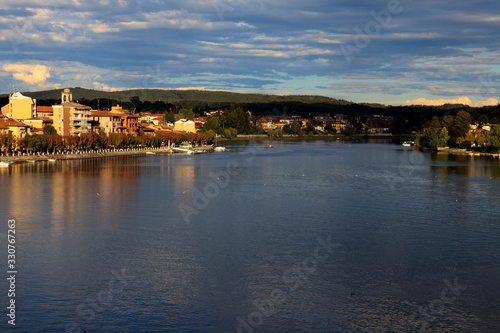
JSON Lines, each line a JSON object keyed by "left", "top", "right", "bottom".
{"left": 62, "top": 88, "right": 72, "bottom": 103}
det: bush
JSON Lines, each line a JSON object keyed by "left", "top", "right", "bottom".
{"left": 461, "top": 140, "right": 472, "bottom": 150}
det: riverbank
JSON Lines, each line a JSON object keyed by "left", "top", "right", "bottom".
{"left": 2, "top": 147, "right": 175, "bottom": 163}
{"left": 217, "top": 133, "right": 398, "bottom": 141}
{"left": 436, "top": 147, "right": 500, "bottom": 157}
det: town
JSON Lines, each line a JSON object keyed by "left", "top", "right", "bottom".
{"left": 2, "top": 87, "right": 499, "bottom": 157}
{"left": 0, "top": 88, "right": 400, "bottom": 156}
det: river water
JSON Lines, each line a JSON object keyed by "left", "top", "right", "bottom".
{"left": 0, "top": 140, "right": 499, "bottom": 332}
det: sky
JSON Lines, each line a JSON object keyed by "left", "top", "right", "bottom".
{"left": 0, "top": 0, "right": 499, "bottom": 106}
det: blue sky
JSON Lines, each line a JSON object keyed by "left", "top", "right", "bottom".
{"left": 0, "top": 0, "right": 499, "bottom": 105}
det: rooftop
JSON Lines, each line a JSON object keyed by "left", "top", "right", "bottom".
{"left": 11, "top": 92, "right": 32, "bottom": 100}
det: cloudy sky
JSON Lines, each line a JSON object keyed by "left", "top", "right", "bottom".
{"left": 0, "top": 0, "right": 499, "bottom": 105}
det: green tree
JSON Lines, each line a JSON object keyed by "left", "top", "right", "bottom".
{"left": 0, "top": 133, "right": 15, "bottom": 152}
{"left": 177, "top": 108, "right": 194, "bottom": 121}
{"left": 225, "top": 106, "right": 250, "bottom": 134}
{"left": 203, "top": 115, "right": 221, "bottom": 133}
{"left": 283, "top": 124, "right": 292, "bottom": 134}
{"left": 442, "top": 115, "right": 454, "bottom": 130}
{"left": 204, "top": 130, "right": 215, "bottom": 144}
{"left": 165, "top": 111, "right": 176, "bottom": 124}
{"left": 438, "top": 127, "right": 450, "bottom": 147}
{"left": 478, "top": 114, "right": 489, "bottom": 126}
{"left": 26, "top": 134, "right": 47, "bottom": 152}
{"left": 223, "top": 128, "right": 238, "bottom": 139}
{"left": 454, "top": 110, "right": 472, "bottom": 137}
{"left": 43, "top": 124, "right": 57, "bottom": 135}
{"left": 428, "top": 116, "right": 441, "bottom": 129}
{"left": 128, "top": 134, "right": 138, "bottom": 146}
{"left": 486, "top": 125, "right": 500, "bottom": 151}
{"left": 324, "top": 123, "right": 336, "bottom": 134}
{"left": 343, "top": 125, "right": 355, "bottom": 137}
{"left": 305, "top": 123, "right": 315, "bottom": 135}
{"left": 291, "top": 120, "right": 301, "bottom": 134}
{"left": 109, "top": 133, "right": 124, "bottom": 147}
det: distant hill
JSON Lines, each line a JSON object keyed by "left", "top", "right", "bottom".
{"left": 1, "top": 87, "right": 355, "bottom": 106}
{"left": 2, "top": 86, "right": 498, "bottom": 135}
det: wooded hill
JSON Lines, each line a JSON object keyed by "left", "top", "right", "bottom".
{"left": 1, "top": 87, "right": 354, "bottom": 106}
{"left": 1, "top": 87, "right": 498, "bottom": 134}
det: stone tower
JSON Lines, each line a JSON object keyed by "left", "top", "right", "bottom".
{"left": 62, "top": 88, "right": 72, "bottom": 103}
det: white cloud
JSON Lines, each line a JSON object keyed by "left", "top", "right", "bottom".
{"left": 2, "top": 64, "right": 51, "bottom": 85}
{"left": 235, "top": 22, "right": 255, "bottom": 29}
{"left": 93, "top": 81, "right": 117, "bottom": 91}
{"left": 404, "top": 96, "right": 499, "bottom": 107}
{"left": 88, "top": 22, "right": 120, "bottom": 33}
{"left": 252, "top": 34, "right": 282, "bottom": 42}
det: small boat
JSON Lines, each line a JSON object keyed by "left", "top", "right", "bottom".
{"left": 0, "top": 160, "right": 12, "bottom": 167}
{"left": 47, "top": 158, "right": 57, "bottom": 162}
{"left": 146, "top": 152, "right": 156, "bottom": 155}
{"left": 172, "top": 147, "right": 194, "bottom": 154}
{"left": 214, "top": 147, "right": 226, "bottom": 152}
{"left": 402, "top": 141, "right": 414, "bottom": 147}
{"left": 268, "top": 145, "right": 273, "bottom": 148}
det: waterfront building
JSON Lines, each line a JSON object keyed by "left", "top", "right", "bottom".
{"left": 0, "top": 118, "right": 30, "bottom": 138}
{"left": 174, "top": 119, "right": 196, "bottom": 133}
{"left": 1, "top": 91, "right": 36, "bottom": 120}
{"left": 52, "top": 88, "right": 92, "bottom": 136}
{"left": 90, "top": 110, "right": 122, "bottom": 134}
{"left": 36, "top": 106, "right": 54, "bottom": 119}
{"left": 110, "top": 105, "right": 140, "bottom": 135}
{"left": 23, "top": 117, "right": 53, "bottom": 130}
{"left": 257, "top": 117, "right": 275, "bottom": 130}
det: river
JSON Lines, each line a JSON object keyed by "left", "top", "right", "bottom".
{"left": 0, "top": 140, "right": 499, "bottom": 332}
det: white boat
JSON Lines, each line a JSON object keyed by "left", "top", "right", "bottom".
{"left": 214, "top": 147, "right": 226, "bottom": 152}
{"left": 172, "top": 147, "right": 194, "bottom": 154}
{"left": 47, "top": 158, "right": 57, "bottom": 162}
{"left": 402, "top": 141, "right": 414, "bottom": 147}
{"left": 0, "top": 161, "right": 12, "bottom": 167}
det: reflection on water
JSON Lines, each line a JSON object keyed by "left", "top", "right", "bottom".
{"left": 431, "top": 152, "right": 500, "bottom": 178}
{"left": 0, "top": 143, "right": 499, "bottom": 332}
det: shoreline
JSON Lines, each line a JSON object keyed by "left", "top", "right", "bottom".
{"left": 436, "top": 147, "right": 500, "bottom": 157}
{"left": 3, "top": 147, "right": 175, "bottom": 163}
{"left": 218, "top": 133, "right": 398, "bottom": 141}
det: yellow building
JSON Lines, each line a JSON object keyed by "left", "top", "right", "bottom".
{"left": 0, "top": 118, "right": 30, "bottom": 138}
{"left": 90, "top": 110, "right": 122, "bottom": 134}
{"left": 174, "top": 119, "right": 196, "bottom": 133}
{"left": 23, "top": 117, "right": 53, "bottom": 131}
{"left": 52, "top": 88, "right": 91, "bottom": 136}
{"left": 1, "top": 91, "right": 35, "bottom": 120}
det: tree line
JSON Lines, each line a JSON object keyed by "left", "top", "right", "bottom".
{"left": 0, "top": 125, "right": 213, "bottom": 154}
{"left": 416, "top": 110, "right": 500, "bottom": 152}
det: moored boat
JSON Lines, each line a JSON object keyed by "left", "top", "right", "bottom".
{"left": 214, "top": 147, "right": 226, "bottom": 152}
{"left": 402, "top": 141, "right": 414, "bottom": 147}
{"left": 0, "top": 160, "right": 12, "bottom": 167}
